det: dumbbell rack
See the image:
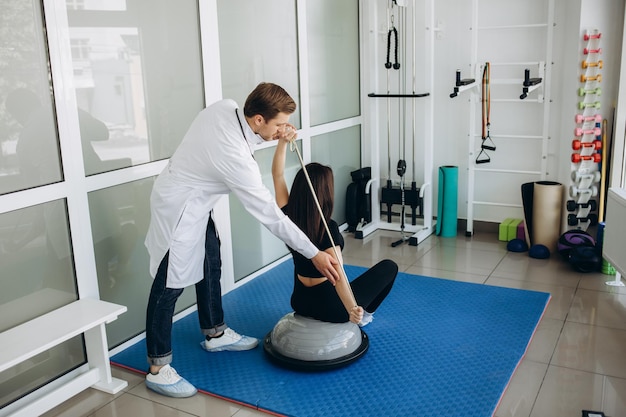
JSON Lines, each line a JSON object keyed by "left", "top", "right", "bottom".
{"left": 569, "top": 29, "right": 603, "bottom": 231}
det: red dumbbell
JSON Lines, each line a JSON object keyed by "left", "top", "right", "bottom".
{"left": 581, "top": 73, "right": 602, "bottom": 83}
{"left": 572, "top": 153, "right": 601, "bottom": 163}
{"left": 574, "top": 127, "right": 601, "bottom": 137}
{"left": 583, "top": 47, "right": 602, "bottom": 55}
{"left": 575, "top": 114, "right": 602, "bottom": 124}
{"left": 572, "top": 139, "right": 602, "bottom": 150}
{"left": 583, "top": 31, "right": 601, "bottom": 41}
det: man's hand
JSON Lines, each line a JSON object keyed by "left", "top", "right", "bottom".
{"left": 311, "top": 251, "right": 340, "bottom": 285}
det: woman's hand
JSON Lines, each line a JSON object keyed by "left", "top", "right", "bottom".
{"left": 277, "top": 124, "right": 297, "bottom": 143}
{"left": 349, "top": 306, "right": 364, "bottom": 324}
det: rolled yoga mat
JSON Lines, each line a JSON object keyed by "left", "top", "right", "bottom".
{"left": 436, "top": 165, "right": 458, "bottom": 237}
{"left": 521, "top": 181, "right": 563, "bottom": 252}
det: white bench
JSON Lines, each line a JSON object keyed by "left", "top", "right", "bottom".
{"left": 0, "top": 299, "right": 128, "bottom": 417}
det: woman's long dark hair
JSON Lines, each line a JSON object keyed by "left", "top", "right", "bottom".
{"left": 285, "top": 163, "right": 334, "bottom": 246}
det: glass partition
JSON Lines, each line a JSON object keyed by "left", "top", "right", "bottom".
{"left": 217, "top": 0, "right": 300, "bottom": 128}
{"left": 0, "top": 201, "right": 83, "bottom": 407}
{"left": 217, "top": 0, "right": 300, "bottom": 280}
{"left": 311, "top": 126, "right": 362, "bottom": 225}
{"left": 230, "top": 141, "right": 302, "bottom": 281}
{"left": 0, "top": 1, "right": 84, "bottom": 408}
{"left": 307, "top": 0, "right": 360, "bottom": 126}
{"left": 0, "top": 2, "right": 63, "bottom": 195}
{"left": 89, "top": 178, "right": 197, "bottom": 347}
{"left": 66, "top": 0, "right": 205, "bottom": 175}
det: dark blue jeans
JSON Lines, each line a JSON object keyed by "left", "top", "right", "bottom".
{"left": 146, "top": 215, "right": 227, "bottom": 366}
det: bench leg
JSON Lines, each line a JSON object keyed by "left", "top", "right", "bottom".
{"left": 84, "top": 324, "right": 128, "bottom": 394}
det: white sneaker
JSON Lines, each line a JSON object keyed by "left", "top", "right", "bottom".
{"left": 358, "top": 311, "right": 374, "bottom": 327}
{"left": 145, "top": 364, "right": 197, "bottom": 398}
{"left": 201, "top": 328, "right": 258, "bottom": 352}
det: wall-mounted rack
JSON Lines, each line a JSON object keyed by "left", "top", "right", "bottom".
{"left": 449, "top": 70, "right": 477, "bottom": 98}
{"left": 520, "top": 67, "right": 543, "bottom": 99}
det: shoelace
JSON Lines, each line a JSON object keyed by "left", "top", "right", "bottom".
{"left": 160, "top": 366, "right": 181, "bottom": 383}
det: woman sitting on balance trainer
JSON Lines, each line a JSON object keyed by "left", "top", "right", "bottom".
{"left": 272, "top": 128, "right": 398, "bottom": 326}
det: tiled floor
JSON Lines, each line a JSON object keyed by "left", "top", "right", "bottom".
{"left": 43, "top": 229, "right": 626, "bottom": 417}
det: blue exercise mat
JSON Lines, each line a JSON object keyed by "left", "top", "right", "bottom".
{"left": 111, "top": 260, "right": 550, "bottom": 417}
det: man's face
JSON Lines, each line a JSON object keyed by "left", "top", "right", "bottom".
{"left": 256, "top": 112, "right": 291, "bottom": 141}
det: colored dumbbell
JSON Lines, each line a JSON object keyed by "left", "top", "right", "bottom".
{"left": 580, "top": 73, "right": 602, "bottom": 83}
{"left": 583, "top": 31, "right": 601, "bottom": 41}
{"left": 570, "top": 184, "right": 598, "bottom": 198}
{"left": 582, "top": 60, "right": 603, "bottom": 69}
{"left": 566, "top": 199, "right": 597, "bottom": 212}
{"left": 572, "top": 139, "right": 602, "bottom": 150}
{"left": 578, "top": 101, "right": 601, "bottom": 110}
{"left": 568, "top": 213, "right": 598, "bottom": 226}
{"left": 571, "top": 170, "right": 601, "bottom": 183}
{"left": 575, "top": 114, "right": 602, "bottom": 124}
{"left": 583, "top": 47, "right": 602, "bottom": 55}
{"left": 578, "top": 87, "right": 602, "bottom": 97}
{"left": 574, "top": 127, "right": 601, "bottom": 137}
{"left": 571, "top": 153, "right": 601, "bottom": 163}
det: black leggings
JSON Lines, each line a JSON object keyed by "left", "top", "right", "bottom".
{"left": 290, "top": 259, "right": 398, "bottom": 323}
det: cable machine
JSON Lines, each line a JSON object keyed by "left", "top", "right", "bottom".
{"left": 359, "top": 0, "right": 435, "bottom": 247}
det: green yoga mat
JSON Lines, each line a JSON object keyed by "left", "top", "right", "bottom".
{"left": 436, "top": 165, "right": 458, "bottom": 237}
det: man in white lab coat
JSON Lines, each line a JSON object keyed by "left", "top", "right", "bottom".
{"left": 143, "top": 83, "right": 341, "bottom": 398}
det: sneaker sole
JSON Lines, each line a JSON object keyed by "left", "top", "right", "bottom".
{"left": 200, "top": 338, "right": 259, "bottom": 352}
{"left": 145, "top": 381, "right": 197, "bottom": 398}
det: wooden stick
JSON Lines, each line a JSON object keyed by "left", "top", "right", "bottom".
{"left": 599, "top": 119, "right": 608, "bottom": 222}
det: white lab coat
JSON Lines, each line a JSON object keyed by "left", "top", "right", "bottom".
{"left": 144, "top": 99, "right": 318, "bottom": 288}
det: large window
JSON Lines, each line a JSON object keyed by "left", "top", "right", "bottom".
{"left": 218, "top": 0, "right": 362, "bottom": 281}
{"left": 311, "top": 126, "right": 362, "bottom": 225}
{"left": 0, "top": 4, "right": 63, "bottom": 195}
{"left": 70, "top": 0, "right": 206, "bottom": 341}
{"left": 0, "top": 2, "right": 82, "bottom": 406}
{"left": 0, "top": 0, "right": 206, "bottom": 407}
{"left": 307, "top": 0, "right": 361, "bottom": 126}
{"left": 66, "top": 0, "right": 205, "bottom": 175}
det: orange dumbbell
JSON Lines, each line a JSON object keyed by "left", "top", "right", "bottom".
{"left": 582, "top": 59, "right": 603, "bottom": 69}
{"left": 580, "top": 73, "right": 602, "bottom": 83}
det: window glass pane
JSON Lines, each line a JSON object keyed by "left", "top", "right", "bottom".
{"left": 89, "top": 178, "right": 196, "bottom": 347}
{"left": 0, "top": 2, "right": 63, "bottom": 195}
{"left": 217, "top": 0, "right": 300, "bottom": 279}
{"left": 66, "top": 0, "right": 204, "bottom": 175}
{"left": 230, "top": 142, "right": 301, "bottom": 281}
{"left": 311, "top": 126, "right": 361, "bottom": 225}
{"left": 217, "top": 0, "right": 301, "bottom": 128}
{"left": 307, "top": 0, "right": 360, "bottom": 125}
{"left": 0, "top": 200, "right": 83, "bottom": 407}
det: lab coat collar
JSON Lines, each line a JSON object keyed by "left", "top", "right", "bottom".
{"left": 236, "top": 108, "right": 264, "bottom": 146}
